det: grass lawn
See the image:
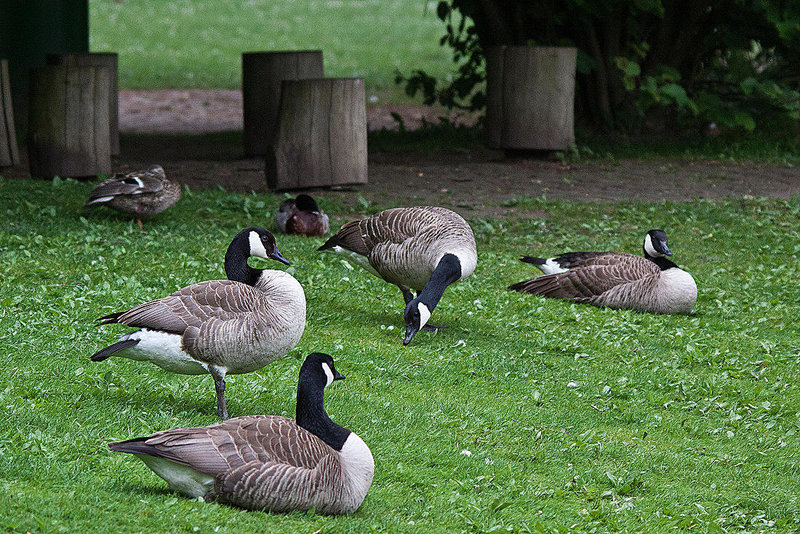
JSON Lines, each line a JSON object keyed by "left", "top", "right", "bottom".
{"left": 1, "top": 175, "right": 798, "bottom": 531}
{"left": 89, "top": 0, "right": 453, "bottom": 101}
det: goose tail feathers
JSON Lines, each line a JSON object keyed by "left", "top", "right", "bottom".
{"left": 91, "top": 339, "right": 139, "bottom": 362}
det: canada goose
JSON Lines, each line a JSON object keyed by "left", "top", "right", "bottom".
{"left": 318, "top": 206, "right": 477, "bottom": 345}
{"left": 274, "top": 194, "right": 330, "bottom": 237}
{"left": 85, "top": 165, "right": 181, "bottom": 227}
{"left": 108, "top": 352, "right": 374, "bottom": 515}
{"left": 508, "top": 229, "right": 697, "bottom": 314}
{"left": 90, "top": 227, "right": 306, "bottom": 418}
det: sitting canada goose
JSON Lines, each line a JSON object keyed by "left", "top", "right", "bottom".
{"left": 508, "top": 229, "right": 697, "bottom": 314}
{"left": 85, "top": 165, "right": 181, "bottom": 227}
{"left": 318, "top": 206, "right": 477, "bottom": 345}
{"left": 108, "top": 352, "right": 374, "bottom": 515}
{"left": 90, "top": 227, "right": 306, "bottom": 418}
{"left": 274, "top": 194, "right": 330, "bottom": 237}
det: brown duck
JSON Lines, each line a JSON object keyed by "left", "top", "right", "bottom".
{"left": 274, "top": 194, "right": 329, "bottom": 237}
{"left": 85, "top": 165, "right": 181, "bottom": 226}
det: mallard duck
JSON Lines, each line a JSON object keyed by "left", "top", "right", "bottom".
{"left": 90, "top": 227, "right": 307, "bottom": 418}
{"left": 508, "top": 229, "right": 697, "bottom": 314}
{"left": 318, "top": 206, "right": 477, "bottom": 345}
{"left": 108, "top": 353, "right": 374, "bottom": 514}
{"left": 274, "top": 194, "right": 329, "bottom": 237}
{"left": 85, "top": 165, "right": 181, "bottom": 227}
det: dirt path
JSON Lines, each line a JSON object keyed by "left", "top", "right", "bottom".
{"left": 4, "top": 90, "right": 798, "bottom": 215}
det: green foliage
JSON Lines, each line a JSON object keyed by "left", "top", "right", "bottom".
{"left": 396, "top": 0, "right": 800, "bottom": 132}
{"left": 1, "top": 176, "right": 800, "bottom": 530}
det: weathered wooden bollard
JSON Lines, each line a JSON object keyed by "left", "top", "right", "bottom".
{"left": 486, "top": 46, "right": 577, "bottom": 151}
{"left": 242, "top": 51, "right": 324, "bottom": 156}
{"left": 46, "top": 52, "right": 119, "bottom": 155}
{"left": 266, "top": 78, "right": 367, "bottom": 190}
{"left": 0, "top": 59, "right": 20, "bottom": 168}
{"left": 28, "top": 65, "right": 111, "bottom": 178}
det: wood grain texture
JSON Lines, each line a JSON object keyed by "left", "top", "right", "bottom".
{"left": 242, "top": 51, "right": 323, "bottom": 156}
{"left": 0, "top": 59, "right": 20, "bottom": 167}
{"left": 486, "top": 46, "right": 576, "bottom": 150}
{"left": 267, "top": 78, "right": 367, "bottom": 190}
{"left": 47, "top": 53, "right": 119, "bottom": 155}
{"left": 28, "top": 65, "right": 111, "bottom": 178}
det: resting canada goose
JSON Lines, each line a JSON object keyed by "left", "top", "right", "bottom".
{"left": 274, "top": 194, "right": 330, "bottom": 237}
{"left": 508, "top": 229, "right": 697, "bottom": 314}
{"left": 85, "top": 165, "right": 181, "bottom": 227}
{"left": 108, "top": 352, "right": 374, "bottom": 515}
{"left": 90, "top": 227, "right": 306, "bottom": 418}
{"left": 318, "top": 206, "right": 477, "bottom": 345}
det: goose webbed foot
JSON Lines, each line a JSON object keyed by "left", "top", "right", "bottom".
{"left": 422, "top": 323, "right": 448, "bottom": 332}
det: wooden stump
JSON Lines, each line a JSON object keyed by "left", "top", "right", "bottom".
{"left": 0, "top": 59, "right": 20, "bottom": 168}
{"left": 267, "top": 78, "right": 367, "bottom": 190}
{"left": 47, "top": 52, "right": 119, "bottom": 155}
{"left": 28, "top": 65, "right": 111, "bottom": 178}
{"left": 486, "top": 46, "right": 577, "bottom": 150}
{"left": 242, "top": 51, "right": 324, "bottom": 156}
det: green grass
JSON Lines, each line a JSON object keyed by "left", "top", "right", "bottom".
{"left": 89, "top": 0, "right": 452, "bottom": 101}
{"left": 1, "top": 176, "right": 799, "bottom": 532}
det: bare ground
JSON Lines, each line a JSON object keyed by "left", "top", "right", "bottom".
{"left": 5, "top": 90, "right": 799, "bottom": 215}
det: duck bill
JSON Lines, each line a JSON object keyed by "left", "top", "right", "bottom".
{"left": 269, "top": 247, "right": 291, "bottom": 265}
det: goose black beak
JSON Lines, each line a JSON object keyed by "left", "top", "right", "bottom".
{"left": 403, "top": 326, "right": 418, "bottom": 346}
{"left": 661, "top": 242, "right": 673, "bottom": 256}
{"left": 269, "top": 248, "right": 291, "bottom": 265}
{"left": 333, "top": 371, "right": 345, "bottom": 381}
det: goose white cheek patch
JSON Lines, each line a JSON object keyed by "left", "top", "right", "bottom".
{"left": 417, "top": 303, "right": 432, "bottom": 329}
{"left": 322, "top": 362, "right": 335, "bottom": 387}
{"left": 249, "top": 231, "right": 268, "bottom": 259}
{"left": 644, "top": 234, "right": 659, "bottom": 257}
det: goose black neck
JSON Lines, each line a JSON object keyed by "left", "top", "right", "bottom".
{"left": 224, "top": 234, "right": 262, "bottom": 286}
{"left": 296, "top": 377, "right": 350, "bottom": 451}
{"left": 648, "top": 256, "right": 678, "bottom": 271}
{"left": 417, "top": 253, "right": 462, "bottom": 311}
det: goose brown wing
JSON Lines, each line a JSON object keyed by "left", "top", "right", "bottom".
{"left": 551, "top": 251, "right": 624, "bottom": 268}
{"left": 510, "top": 256, "right": 659, "bottom": 299}
{"left": 105, "top": 280, "right": 260, "bottom": 335}
{"left": 118, "top": 415, "right": 334, "bottom": 476}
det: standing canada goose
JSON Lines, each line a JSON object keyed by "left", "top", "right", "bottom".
{"left": 90, "top": 227, "right": 306, "bottom": 419}
{"left": 85, "top": 165, "right": 181, "bottom": 227}
{"left": 318, "top": 206, "right": 477, "bottom": 345}
{"left": 274, "top": 194, "right": 330, "bottom": 237}
{"left": 108, "top": 353, "right": 374, "bottom": 515}
{"left": 508, "top": 229, "right": 697, "bottom": 314}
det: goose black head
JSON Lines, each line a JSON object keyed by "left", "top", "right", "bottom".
{"left": 403, "top": 299, "right": 431, "bottom": 346}
{"left": 300, "top": 352, "right": 345, "bottom": 388}
{"left": 243, "top": 227, "right": 291, "bottom": 265}
{"left": 643, "top": 229, "right": 672, "bottom": 258}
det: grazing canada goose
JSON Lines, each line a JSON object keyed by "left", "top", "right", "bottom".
{"left": 318, "top": 206, "right": 477, "bottom": 345}
{"left": 85, "top": 165, "right": 181, "bottom": 227}
{"left": 274, "top": 194, "right": 330, "bottom": 237}
{"left": 508, "top": 229, "right": 697, "bottom": 314}
{"left": 91, "top": 227, "right": 306, "bottom": 419}
{"left": 108, "top": 352, "right": 374, "bottom": 515}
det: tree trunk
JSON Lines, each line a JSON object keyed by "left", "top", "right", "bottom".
{"left": 0, "top": 59, "right": 20, "bottom": 167}
{"left": 28, "top": 65, "right": 111, "bottom": 178}
{"left": 267, "top": 78, "right": 367, "bottom": 190}
{"left": 242, "top": 51, "right": 324, "bottom": 157}
{"left": 485, "top": 46, "right": 576, "bottom": 150}
{"left": 46, "top": 52, "right": 119, "bottom": 155}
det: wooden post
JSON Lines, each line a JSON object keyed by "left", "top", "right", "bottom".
{"left": 47, "top": 52, "right": 119, "bottom": 155}
{"left": 28, "top": 65, "right": 111, "bottom": 178}
{"left": 485, "top": 46, "right": 577, "bottom": 151}
{"left": 0, "top": 59, "right": 20, "bottom": 167}
{"left": 242, "top": 51, "right": 324, "bottom": 156}
{"left": 267, "top": 78, "right": 367, "bottom": 190}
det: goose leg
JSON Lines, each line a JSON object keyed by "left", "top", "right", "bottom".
{"left": 209, "top": 365, "right": 229, "bottom": 419}
{"left": 401, "top": 288, "right": 414, "bottom": 305}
